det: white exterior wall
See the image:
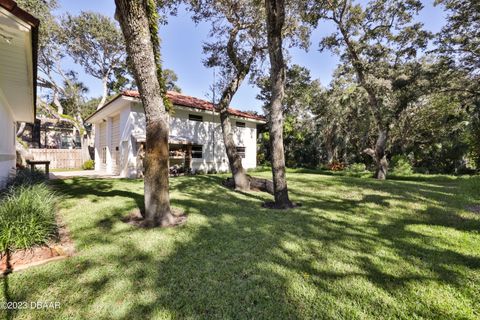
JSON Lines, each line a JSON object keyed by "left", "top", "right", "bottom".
{"left": 92, "top": 99, "right": 261, "bottom": 178}
{"left": 0, "top": 96, "right": 16, "bottom": 188}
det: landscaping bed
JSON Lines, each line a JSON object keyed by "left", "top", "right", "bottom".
{"left": 0, "top": 218, "right": 74, "bottom": 275}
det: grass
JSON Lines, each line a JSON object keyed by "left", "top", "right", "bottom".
{"left": 1, "top": 172, "right": 480, "bottom": 319}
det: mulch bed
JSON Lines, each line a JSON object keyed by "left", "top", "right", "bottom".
{"left": 1, "top": 217, "right": 75, "bottom": 275}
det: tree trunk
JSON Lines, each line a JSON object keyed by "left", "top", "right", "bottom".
{"left": 219, "top": 108, "right": 250, "bottom": 190}
{"left": 16, "top": 122, "right": 26, "bottom": 137}
{"left": 115, "top": 0, "right": 178, "bottom": 227}
{"left": 215, "top": 28, "right": 257, "bottom": 191}
{"left": 364, "top": 129, "right": 389, "bottom": 180}
{"left": 265, "top": 0, "right": 293, "bottom": 208}
{"left": 325, "top": 125, "right": 337, "bottom": 164}
{"left": 97, "top": 76, "right": 109, "bottom": 110}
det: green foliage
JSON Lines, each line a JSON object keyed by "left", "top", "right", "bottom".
{"left": 7, "top": 168, "right": 48, "bottom": 188}
{"left": 390, "top": 155, "right": 413, "bottom": 175}
{"left": 0, "top": 184, "right": 57, "bottom": 252}
{"left": 258, "top": 65, "right": 324, "bottom": 168}
{"left": 145, "top": 0, "right": 172, "bottom": 111}
{"left": 82, "top": 160, "right": 95, "bottom": 170}
{"left": 346, "top": 162, "right": 366, "bottom": 172}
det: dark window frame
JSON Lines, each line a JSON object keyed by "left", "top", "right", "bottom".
{"left": 236, "top": 146, "right": 246, "bottom": 158}
{"left": 236, "top": 121, "right": 246, "bottom": 128}
{"left": 192, "top": 144, "right": 203, "bottom": 159}
{"left": 189, "top": 114, "right": 203, "bottom": 122}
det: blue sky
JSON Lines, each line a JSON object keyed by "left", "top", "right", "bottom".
{"left": 56, "top": 0, "right": 446, "bottom": 113}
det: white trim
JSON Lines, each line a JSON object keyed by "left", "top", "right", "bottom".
{"left": 0, "top": 7, "right": 32, "bottom": 32}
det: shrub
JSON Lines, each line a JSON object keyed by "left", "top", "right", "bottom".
{"left": 344, "top": 163, "right": 368, "bottom": 176}
{"left": 82, "top": 159, "right": 95, "bottom": 170}
{"left": 0, "top": 184, "right": 58, "bottom": 252}
{"left": 390, "top": 155, "right": 413, "bottom": 175}
{"left": 346, "top": 162, "right": 366, "bottom": 172}
{"left": 327, "top": 161, "right": 345, "bottom": 171}
{"left": 7, "top": 167, "right": 47, "bottom": 188}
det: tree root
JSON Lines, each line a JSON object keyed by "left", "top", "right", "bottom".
{"left": 122, "top": 208, "right": 187, "bottom": 228}
{"left": 261, "top": 201, "right": 301, "bottom": 210}
{"left": 223, "top": 175, "right": 274, "bottom": 194}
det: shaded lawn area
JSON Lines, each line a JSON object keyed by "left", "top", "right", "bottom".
{"left": 2, "top": 172, "right": 480, "bottom": 319}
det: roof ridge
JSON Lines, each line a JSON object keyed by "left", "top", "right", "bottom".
{"left": 120, "top": 90, "right": 264, "bottom": 121}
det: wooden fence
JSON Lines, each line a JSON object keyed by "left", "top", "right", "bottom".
{"left": 30, "top": 149, "right": 84, "bottom": 169}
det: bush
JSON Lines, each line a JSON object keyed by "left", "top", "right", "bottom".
{"left": 7, "top": 167, "right": 47, "bottom": 188}
{"left": 0, "top": 184, "right": 58, "bottom": 252}
{"left": 344, "top": 163, "right": 369, "bottom": 177}
{"left": 82, "top": 159, "right": 95, "bottom": 170}
{"left": 327, "top": 161, "right": 345, "bottom": 171}
{"left": 390, "top": 155, "right": 413, "bottom": 175}
{"left": 346, "top": 162, "right": 366, "bottom": 173}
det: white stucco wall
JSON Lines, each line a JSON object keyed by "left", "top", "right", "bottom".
{"left": 0, "top": 97, "right": 16, "bottom": 188}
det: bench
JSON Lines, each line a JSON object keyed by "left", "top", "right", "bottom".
{"left": 26, "top": 160, "right": 51, "bottom": 178}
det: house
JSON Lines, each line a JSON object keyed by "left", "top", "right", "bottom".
{"left": 86, "top": 90, "right": 265, "bottom": 178}
{"left": 0, "top": 0, "right": 38, "bottom": 187}
{"left": 20, "top": 117, "right": 91, "bottom": 150}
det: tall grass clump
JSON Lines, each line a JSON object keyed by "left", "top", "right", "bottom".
{"left": 7, "top": 167, "right": 48, "bottom": 188}
{"left": 0, "top": 184, "right": 58, "bottom": 252}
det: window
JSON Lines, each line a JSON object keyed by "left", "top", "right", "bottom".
{"left": 102, "top": 147, "right": 107, "bottom": 164}
{"left": 192, "top": 145, "right": 203, "bottom": 158}
{"left": 236, "top": 147, "right": 246, "bottom": 158}
{"left": 189, "top": 114, "right": 203, "bottom": 122}
{"left": 236, "top": 121, "right": 246, "bottom": 128}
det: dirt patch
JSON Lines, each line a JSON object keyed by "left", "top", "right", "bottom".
{"left": 1, "top": 217, "right": 75, "bottom": 275}
{"left": 122, "top": 208, "right": 187, "bottom": 228}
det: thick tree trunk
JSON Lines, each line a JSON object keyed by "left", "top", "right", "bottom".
{"left": 216, "top": 29, "right": 257, "bottom": 191}
{"left": 364, "top": 129, "right": 389, "bottom": 180}
{"left": 265, "top": 0, "right": 293, "bottom": 208}
{"left": 219, "top": 108, "right": 250, "bottom": 190}
{"left": 115, "top": 0, "right": 179, "bottom": 226}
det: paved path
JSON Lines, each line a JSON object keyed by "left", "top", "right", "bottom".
{"left": 49, "top": 171, "right": 121, "bottom": 180}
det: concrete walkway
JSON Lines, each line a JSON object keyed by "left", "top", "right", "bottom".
{"left": 49, "top": 171, "right": 121, "bottom": 180}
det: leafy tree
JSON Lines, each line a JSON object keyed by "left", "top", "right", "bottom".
{"left": 435, "top": 0, "right": 479, "bottom": 78}
{"left": 163, "top": 69, "right": 181, "bottom": 92}
{"left": 435, "top": 0, "right": 480, "bottom": 169}
{"left": 310, "top": 0, "right": 433, "bottom": 179}
{"left": 189, "top": 0, "right": 267, "bottom": 190}
{"left": 258, "top": 64, "right": 324, "bottom": 167}
{"left": 62, "top": 12, "right": 127, "bottom": 109}
{"left": 391, "top": 93, "right": 471, "bottom": 173}
{"left": 115, "top": 0, "right": 184, "bottom": 227}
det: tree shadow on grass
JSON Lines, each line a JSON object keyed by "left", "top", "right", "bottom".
{"left": 3, "top": 174, "right": 480, "bottom": 319}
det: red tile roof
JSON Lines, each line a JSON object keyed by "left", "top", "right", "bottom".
{"left": 122, "top": 90, "right": 265, "bottom": 121}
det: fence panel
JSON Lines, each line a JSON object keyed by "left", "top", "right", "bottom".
{"left": 29, "top": 149, "right": 84, "bottom": 169}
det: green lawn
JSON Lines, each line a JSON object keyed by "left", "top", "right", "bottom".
{"left": 2, "top": 172, "right": 480, "bottom": 319}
